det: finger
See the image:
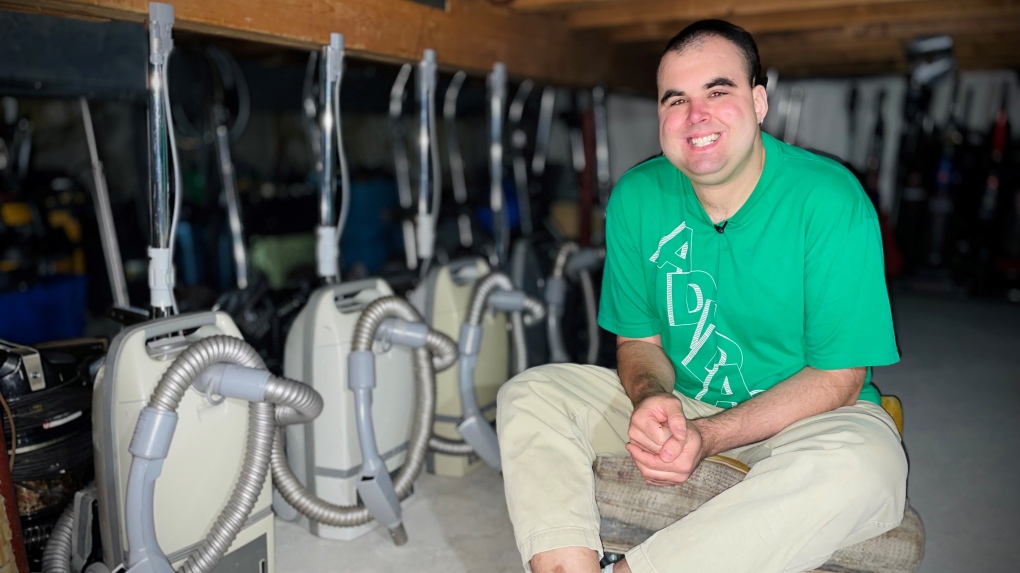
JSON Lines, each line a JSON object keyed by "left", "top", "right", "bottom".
{"left": 627, "top": 442, "right": 677, "bottom": 472}
{"left": 637, "top": 465, "right": 691, "bottom": 485}
{"left": 634, "top": 399, "right": 672, "bottom": 424}
{"left": 658, "top": 412, "right": 689, "bottom": 462}
{"left": 628, "top": 421, "right": 670, "bottom": 454}
{"left": 628, "top": 442, "right": 699, "bottom": 479}
{"left": 628, "top": 455, "right": 691, "bottom": 485}
{"left": 667, "top": 413, "right": 688, "bottom": 440}
{"left": 659, "top": 434, "right": 684, "bottom": 463}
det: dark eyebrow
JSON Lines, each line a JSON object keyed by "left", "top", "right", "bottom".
{"left": 659, "top": 88, "right": 684, "bottom": 105}
{"left": 705, "top": 77, "right": 737, "bottom": 90}
{"left": 660, "top": 77, "right": 737, "bottom": 105}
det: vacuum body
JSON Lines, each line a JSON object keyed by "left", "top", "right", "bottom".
{"left": 411, "top": 258, "right": 508, "bottom": 477}
{"left": 93, "top": 312, "right": 274, "bottom": 572}
{"left": 283, "top": 278, "right": 416, "bottom": 540}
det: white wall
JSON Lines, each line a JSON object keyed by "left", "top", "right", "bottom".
{"left": 606, "top": 94, "right": 660, "bottom": 184}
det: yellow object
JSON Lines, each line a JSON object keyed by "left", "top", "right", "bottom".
{"left": 47, "top": 210, "right": 86, "bottom": 275}
{"left": 881, "top": 395, "right": 904, "bottom": 436}
{"left": 249, "top": 233, "right": 316, "bottom": 290}
{"left": 0, "top": 203, "right": 33, "bottom": 227}
{"left": 548, "top": 200, "right": 606, "bottom": 240}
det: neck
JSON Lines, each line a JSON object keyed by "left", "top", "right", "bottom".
{"left": 692, "top": 134, "right": 766, "bottom": 224}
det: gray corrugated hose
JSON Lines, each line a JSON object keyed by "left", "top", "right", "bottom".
{"left": 42, "top": 503, "right": 75, "bottom": 573}
{"left": 149, "top": 336, "right": 320, "bottom": 573}
{"left": 466, "top": 271, "right": 544, "bottom": 375}
{"left": 271, "top": 296, "right": 458, "bottom": 529}
{"left": 43, "top": 335, "right": 322, "bottom": 573}
{"left": 430, "top": 271, "right": 544, "bottom": 457}
{"left": 547, "top": 242, "right": 605, "bottom": 365}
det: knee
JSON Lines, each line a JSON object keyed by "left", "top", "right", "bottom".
{"left": 497, "top": 365, "right": 547, "bottom": 409}
{"left": 497, "top": 363, "right": 590, "bottom": 409}
{"left": 809, "top": 430, "right": 908, "bottom": 522}
{"left": 497, "top": 365, "right": 568, "bottom": 426}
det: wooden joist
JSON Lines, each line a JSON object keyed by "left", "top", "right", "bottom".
{"left": 1, "top": 0, "right": 1015, "bottom": 91}
{"left": 607, "top": 0, "right": 1020, "bottom": 43}
{"left": 557, "top": 0, "right": 1020, "bottom": 80}
{"left": 561, "top": 0, "right": 931, "bottom": 30}
{"left": 0, "top": 0, "right": 614, "bottom": 87}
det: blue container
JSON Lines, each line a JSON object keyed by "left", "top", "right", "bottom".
{"left": 0, "top": 275, "right": 88, "bottom": 345}
{"left": 341, "top": 178, "right": 400, "bottom": 275}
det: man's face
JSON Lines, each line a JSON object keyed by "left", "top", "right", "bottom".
{"left": 657, "top": 36, "right": 768, "bottom": 188}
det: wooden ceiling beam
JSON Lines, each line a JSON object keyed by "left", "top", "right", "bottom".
{"left": 608, "top": 0, "right": 1020, "bottom": 44}
{"left": 510, "top": 0, "right": 637, "bottom": 11}
{"left": 0, "top": 0, "right": 613, "bottom": 87}
{"left": 566, "top": 0, "right": 929, "bottom": 30}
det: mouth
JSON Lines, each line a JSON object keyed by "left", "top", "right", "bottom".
{"left": 687, "top": 133, "right": 720, "bottom": 148}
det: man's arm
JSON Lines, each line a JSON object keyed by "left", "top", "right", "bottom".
{"left": 628, "top": 365, "right": 867, "bottom": 485}
{"left": 692, "top": 366, "right": 866, "bottom": 458}
{"left": 617, "top": 335, "right": 675, "bottom": 404}
{"left": 617, "top": 335, "right": 698, "bottom": 486}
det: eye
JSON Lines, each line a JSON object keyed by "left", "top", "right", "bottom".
{"left": 669, "top": 97, "right": 687, "bottom": 106}
{"left": 709, "top": 90, "right": 727, "bottom": 97}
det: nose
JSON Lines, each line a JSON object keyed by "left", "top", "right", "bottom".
{"left": 687, "top": 98, "right": 709, "bottom": 125}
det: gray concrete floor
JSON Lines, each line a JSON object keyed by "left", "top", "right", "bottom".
{"left": 276, "top": 294, "right": 1020, "bottom": 572}
{"left": 873, "top": 294, "right": 1020, "bottom": 573}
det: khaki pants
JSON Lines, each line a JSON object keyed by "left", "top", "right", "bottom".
{"left": 496, "top": 364, "right": 908, "bottom": 573}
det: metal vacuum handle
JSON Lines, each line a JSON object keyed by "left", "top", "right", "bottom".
{"left": 488, "top": 63, "right": 508, "bottom": 267}
{"left": 212, "top": 105, "right": 249, "bottom": 290}
{"left": 509, "top": 80, "right": 534, "bottom": 237}
{"left": 80, "top": 98, "right": 130, "bottom": 309}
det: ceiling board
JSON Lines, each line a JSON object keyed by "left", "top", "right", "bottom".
{"left": 607, "top": 0, "right": 1020, "bottom": 43}
{"left": 0, "top": 0, "right": 613, "bottom": 86}
{"left": 561, "top": 0, "right": 931, "bottom": 30}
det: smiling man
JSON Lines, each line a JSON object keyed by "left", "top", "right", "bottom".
{"left": 496, "top": 20, "right": 907, "bottom": 573}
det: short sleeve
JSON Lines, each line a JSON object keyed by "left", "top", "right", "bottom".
{"left": 597, "top": 180, "right": 661, "bottom": 339}
{"left": 803, "top": 181, "right": 900, "bottom": 370}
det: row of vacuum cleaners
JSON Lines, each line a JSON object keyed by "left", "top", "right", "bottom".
{"left": 3, "top": 5, "right": 609, "bottom": 573}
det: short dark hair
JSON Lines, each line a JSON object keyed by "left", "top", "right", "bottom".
{"left": 662, "top": 20, "right": 765, "bottom": 89}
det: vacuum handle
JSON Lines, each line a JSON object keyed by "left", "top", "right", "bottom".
{"left": 213, "top": 110, "right": 249, "bottom": 290}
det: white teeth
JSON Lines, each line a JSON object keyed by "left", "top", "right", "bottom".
{"left": 689, "top": 134, "right": 720, "bottom": 147}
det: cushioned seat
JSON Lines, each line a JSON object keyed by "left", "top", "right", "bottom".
{"left": 594, "top": 396, "right": 924, "bottom": 572}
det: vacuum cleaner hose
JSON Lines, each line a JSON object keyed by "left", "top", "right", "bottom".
{"left": 430, "top": 272, "right": 544, "bottom": 456}
{"left": 43, "top": 335, "right": 321, "bottom": 573}
{"left": 271, "top": 296, "right": 458, "bottom": 527}
{"left": 465, "top": 271, "right": 543, "bottom": 375}
{"left": 154, "top": 336, "right": 320, "bottom": 573}
{"left": 548, "top": 242, "right": 604, "bottom": 364}
{"left": 41, "top": 503, "right": 75, "bottom": 573}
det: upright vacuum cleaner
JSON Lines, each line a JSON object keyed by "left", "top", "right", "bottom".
{"left": 507, "top": 81, "right": 558, "bottom": 369}
{"left": 545, "top": 86, "right": 611, "bottom": 366}
{"left": 273, "top": 42, "right": 459, "bottom": 545}
{"left": 42, "top": 6, "right": 323, "bottom": 572}
{"left": 411, "top": 62, "right": 544, "bottom": 475}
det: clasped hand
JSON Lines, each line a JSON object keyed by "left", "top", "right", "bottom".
{"left": 626, "top": 394, "right": 707, "bottom": 486}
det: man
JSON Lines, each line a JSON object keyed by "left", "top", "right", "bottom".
{"left": 496, "top": 19, "right": 907, "bottom": 573}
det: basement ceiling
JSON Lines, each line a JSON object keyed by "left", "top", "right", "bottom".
{"left": 509, "top": 0, "right": 1020, "bottom": 80}
{"left": 0, "top": 0, "right": 1016, "bottom": 93}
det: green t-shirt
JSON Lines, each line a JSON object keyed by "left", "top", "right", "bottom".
{"left": 598, "top": 132, "right": 899, "bottom": 408}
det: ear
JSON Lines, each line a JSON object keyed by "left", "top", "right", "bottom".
{"left": 752, "top": 84, "right": 768, "bottom": 125}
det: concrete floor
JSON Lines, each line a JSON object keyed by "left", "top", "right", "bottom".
{"left": 276, "top": 294, "right": 1020, "bottom": 573}
{"left": 873, "top": 294, "right": 1020, "bottom": 573}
